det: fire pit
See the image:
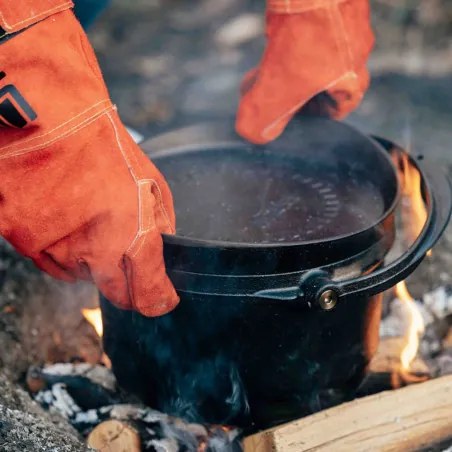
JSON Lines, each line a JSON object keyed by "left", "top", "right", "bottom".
{"left": 100, "top": 118, "right": 451, "bottom": 431}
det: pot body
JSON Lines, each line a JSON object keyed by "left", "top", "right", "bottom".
{"left": 100, "top": 124, "right": 452, "bottom": 431}
{"left": 101, "top": 290, "right": 382, "bottom": 431}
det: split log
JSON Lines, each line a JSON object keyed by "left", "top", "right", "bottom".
{"left": 243, "top": 375, "right": 452, "bottom": 452}
{"left": 87, "top": 420, "right": 141, "bottom": 452}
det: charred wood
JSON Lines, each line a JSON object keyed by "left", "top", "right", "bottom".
{"left": 29, "top": 363, "right": 242, "bottom": 451}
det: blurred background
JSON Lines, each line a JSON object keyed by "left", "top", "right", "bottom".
{"left": 86, "top": 0, "right": 452, "bottom": 169}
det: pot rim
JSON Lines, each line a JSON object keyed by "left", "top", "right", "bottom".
{"left": 143, "top": 118, "right": 401, "bottom": 250}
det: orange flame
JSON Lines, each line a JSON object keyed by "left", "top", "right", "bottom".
{"left": 395, "top": 153, "right": 428, "bottom": 372}
{"left": 399, "top": 153, "right": 427, "bottom": 240}
{"left": 82, "top": 307, "right": 103, "bottom": 337}
{"left": 394, "top": 281, "right": 425, "bottom": 371}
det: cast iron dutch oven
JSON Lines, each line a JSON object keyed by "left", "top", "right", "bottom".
{"left": 101, "top": 118, "right": 451, "bottom": 431}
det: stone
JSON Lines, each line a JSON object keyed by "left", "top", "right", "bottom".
{"left": 0, "top": 373, "right": 86, "bottom": 452}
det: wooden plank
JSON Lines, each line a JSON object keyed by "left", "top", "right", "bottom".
{"left": 243, "top": 375, "right": 452, "bottom": 452}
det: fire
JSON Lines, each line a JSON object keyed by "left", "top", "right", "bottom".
{"left": 394, "top": 153, "right": 428, "bottom": 373}
{"left": 394, "top": 281, "right": 425, "bottom": 371}
{"left": 398, "top": 153, "right": 427, "bottom": 241}
{"left": 82, "top": 307, "right": 103, "bottom": 337}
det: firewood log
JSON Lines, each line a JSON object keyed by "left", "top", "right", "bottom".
{"left": 87, "top": 420, "right": 141, "bottom": 452}
{"left": 243, "top": 375, "right": 452, "bottom": 452}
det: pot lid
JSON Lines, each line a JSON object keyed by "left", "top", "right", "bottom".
{"left": 142, "top": 118, "right": 399, "bottom": 275}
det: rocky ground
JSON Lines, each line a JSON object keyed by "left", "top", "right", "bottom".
{"left": 1, "top": 0, "right": 452, "bottom": 450}
{"left": 0, "top": 373, "right": 85, "bottom": 452}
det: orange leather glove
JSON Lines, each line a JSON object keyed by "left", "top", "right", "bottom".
{"left": 236, "top": 0, "right": 374, "bottom": 144}
{"left": 0, "top": 2, "right": 178, "bottom": 316}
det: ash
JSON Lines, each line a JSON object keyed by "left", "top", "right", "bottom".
{"left": 377, "top": 285, "right": 452, "bottom": 378}
{"left": 30, "top": 363, "right": 242, "bottom": 451}
{"left": 27, "top": 286, "right": 451, "bottom": 451}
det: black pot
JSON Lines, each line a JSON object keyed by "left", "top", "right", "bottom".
{"left": 101, "top": 118, "right": 451, "bottom": 431}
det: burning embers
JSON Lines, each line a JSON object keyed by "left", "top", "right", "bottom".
{"left": 27, "top": 307, "right": 243, "bottom": 450}
{"left": 27, "top": 363, "right": 242, "bottom": 451}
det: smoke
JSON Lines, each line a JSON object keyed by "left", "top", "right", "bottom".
{"left": 101, "top": 295, "right": 252, "bottom": 427}
{"left": 161, "top": 355, "right": 250, "bottom": 425}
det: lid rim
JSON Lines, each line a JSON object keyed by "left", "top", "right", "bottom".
{"left": 143, "top": 118, "right": 399, "bottom": 275}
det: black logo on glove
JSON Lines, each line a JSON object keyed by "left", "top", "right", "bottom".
{"left": 0, "top": 71, "right": 37, "bottom": 128}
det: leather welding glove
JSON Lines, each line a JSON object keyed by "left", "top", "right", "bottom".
{"left": 236, "top": 0, "right": 374, "bottom": 144}
{"left": 0, "top": 1, "right": 178, "bottom": 316}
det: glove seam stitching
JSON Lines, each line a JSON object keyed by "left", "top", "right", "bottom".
{"left": 332, "top": 0, "right": 354, "bottom": 70}
{"left": 137, "top": 182, "right": 152, "bottom": 236}
{"left": 127, "top": 229, "right": 149, "bottom": 259}
{"left": 261, "top": 71, "right": 356, "bottom": 139}
{"left": 105, "top": 111, "right": 145, "bottom": 259}
{"left": 0, "top": 2, "right": 73, "bottom": 31}
{"left": 147, "top": 180, "right": 175, "bottom": 236}
{"left": 0, "top": 100, "right": 112, "bottom": 156}
{"left": 107, "top": 111, "right": 175, "bottom": 236}
{"left": 105, "top": 112, "right": 175, "bottom": 253}
{"left": 326, "top": 2, "right": 348, "bottom": 73}
{"left": 268, "top": 0, "right": 347, "bottom": 14}
{"left": 136, "top": 179, "right": 174, "bottom": 236}
{"left": 0, "top": 99, "right": 110, "bottom": 149}
{"left": 0, "top": 105, "right": 113, "bottom": 157}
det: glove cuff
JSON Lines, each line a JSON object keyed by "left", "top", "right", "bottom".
{"left": 0, "top": 0, "right": 73, "bottom": 35}
{"left": 268, "top": 0, "right": 341, "bottom": 14}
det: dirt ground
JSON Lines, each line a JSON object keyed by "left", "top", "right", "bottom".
{"left": 1, "top": 0, "right": 452, "bottom": 450}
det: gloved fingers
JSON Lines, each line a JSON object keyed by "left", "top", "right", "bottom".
{"left": 119, "top": 177, "right": 178, "bottom": 316}
{"left": 33, "top": 253, "right": 77, "bottom": 283}
{"left": 40, "top": 223, "right": 132, "bottom": 308}
{"left": 235, "top": 14, "right": 343, "bottom": 144}
{"left": 240, "top": 68, "right": 259, "bottom": 96}
{"left": 235, "top": 1, "right": 373, "bottom": 145}
{"left": 327, "top": 66, "right": 370, "bottom": 119}
{"left": 298, "top": 92, "right": 338, "bottom": 118}
{"left": 300, "top": 67, "right": 369, "bottom": 118}
{"left": 72, "top": 219, "right": 178, "bottom": 316}
{"left": 237, "top": 60, "right": 367, "bottom": 144}
{"left": 90, "top": 259, "right": 131, "bottom": 311}
{"left": 122, "top": 227, "right": 179, "bottom": 317}
{"left": 42, "top": 224, "right": 178, "bottom": 316}
{"left": 36, "top": 211, "right": 177, "bottom": 316}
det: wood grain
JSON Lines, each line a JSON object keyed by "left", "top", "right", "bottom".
{"left": 243, "top": 375, "right": 452, "bottom": 452}
{"left": 87, "top": 420, "right": 141, "bottom": 452}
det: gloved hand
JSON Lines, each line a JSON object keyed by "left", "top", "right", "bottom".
{"left": 0, "top": 2, "right": 178, "bottom": 316}
{"left": 236, "top": 0, "right": 374, "bottom": 144}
